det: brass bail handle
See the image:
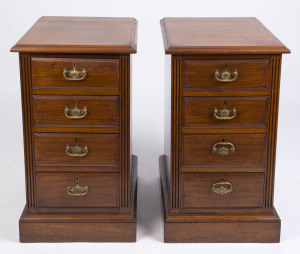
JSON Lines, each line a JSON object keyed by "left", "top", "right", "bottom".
{"left": 212, "top": 140, "right": 235, "bottom": 156}
{"left": 212, "top": 178, "right": 233, "bottom": 195}
{"left": 214, "top": 102, "right": 236, "bottom": 120}
{"left": 67, "top": 177, "right": 88, "bottom": 196}
{"left": 63, "top": 62, "right": 87, "bottom": 81}
{"left": 215, "top": 64, "right": 238, "bottom": 82}
{"left": 65, "top": 138, "right": 88, "bottom": 157}
{"left": 65, "top": 100, "right": 88, "bottom": 119}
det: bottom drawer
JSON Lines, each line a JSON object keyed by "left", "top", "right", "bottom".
{"left": 181, "top": 173, "right": 264, "bottom": 210}
{"left": 37, "top": 173, "right": 119, "bottom": 209}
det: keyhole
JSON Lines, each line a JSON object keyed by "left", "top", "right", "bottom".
{"left": 224, "top": 101, "right": 227, "bottom": 106}
{"left": 74, "top": 100, "right": 77, "bottom": 105}
{"left": 222, "top": 138, "right": 225, "bottom": 142}
{"left": 221, "top": 177, "right": 224, "bottom": 182}
{"left": 225, "top": 64, "right": 228, "bottom": 69}
{"left": 76, "top": 176, "right": 79, "bottom": 181}
{"left": 75, "top": 138, "right": 78, "bottom": 143}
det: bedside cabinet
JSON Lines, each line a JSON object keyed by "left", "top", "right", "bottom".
{"left": 11, "top": 17, "right": 138, "bottom": 242}
{"left": 159, "top": 18, "right": 290, "bottom": 243}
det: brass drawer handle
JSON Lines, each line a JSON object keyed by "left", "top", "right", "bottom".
{"left": 212, "top": 141, "right": 235, "bottom": 156}
{"left": 67, "top": 184, "right": 88, "bottom": 196}
{"left": 64, "top": 105, "right": 87, "bottom": 119}
{"left": 215, "top": 65, "right": 238, "bottom": 82}
{"left": 65, "top": 144, "right": 88, "bottom": 157}
{"left": 63, "top": 62, "right": 87, "bottom": 81}
{"left": 212, "top": 181, "right": 233, "bottom": 195}
{"left": 214, "top": 106, "right": 236, "bottom": 120}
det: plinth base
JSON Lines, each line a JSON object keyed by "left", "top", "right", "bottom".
{"left": 159, "top": 155, "right": 281, "bottom": 243}
{"left": 19, "top": 155, "right": 138, "bottom": 243}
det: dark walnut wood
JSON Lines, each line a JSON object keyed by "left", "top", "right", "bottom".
{"left": 11, "top": 17, "right": 137, "bottom": 54}
{"left": 160, "top": 17, "right": 290, "bottom": 243}
{"left": 12, "top": 17, "right": 137, "bottom": 242}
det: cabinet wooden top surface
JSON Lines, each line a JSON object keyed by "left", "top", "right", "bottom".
{"left": 161, "top": 17, "right": 290, "bottom": 54}
{"left": 11, "top": 17, "right": 138, "bottom": 54}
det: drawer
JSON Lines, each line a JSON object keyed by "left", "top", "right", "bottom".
{"left": 34, "top": 133, "right": 119, "bottom": 167}
{"left": 181, "top": 173, "right": 264, "bottom": 209}
{"left": 182, "top": 96, "right": 268, "bottom": 128}
{"left": 181, "top": 134, "right": 266, "bottom": 168}
{"left": 32, "top": 58, "right": 119, "bottom": 90}
{"left": 33, "top": 95, "right": 119, "bottom": 128}
{"left": 37, "top": 173, "right": 119, "bottom": 208}
{"left": 182, "top": 59, "right": 270, "bottom": 90}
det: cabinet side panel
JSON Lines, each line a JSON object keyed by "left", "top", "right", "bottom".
{"left": 19, "top": 54, "right": 35, "bottom": 209}
{"left": 265, "top": 55, "right": 282, "bottom": 209}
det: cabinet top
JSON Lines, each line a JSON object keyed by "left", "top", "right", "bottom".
{"left": 161, "top": 18, "right": 290, "bottom": 54}
{"left": 11, "top": 16, "right": 138, "bottom": 54}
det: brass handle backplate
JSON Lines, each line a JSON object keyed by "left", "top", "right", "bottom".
{"left": 65, "top": 106, "right": 87, "bottom": 119}
{"left": 212, "top": 142, "right": 235, "bottom": 156}
{"left": 212, "top": 181, "right": 233, "bottom": 195}
{"left": 215, "top": 65, "right": 238, "bottom": 82}
{"left": 67, "top": 184, "right": 88, "bottom": 196}
{"left": 63, "top": 62, "right": 87, "bottom": 81}
{"left": 214, "top": 106, "right": 236, "bottom": 120}
{"left": 65, "top": 144, "right": 88, "bottom": 157}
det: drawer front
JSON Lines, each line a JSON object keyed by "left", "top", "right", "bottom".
{"left": 34, "top": 133, "right": 119, "bottom": 167}
{"left": 33, "top": 95, "right": 119, "bottom": 128}
{"left": 37, "top": 173, "right": 119, "bottom": 208}
{"left": 182, "top": 96, "right": 268, "bottom": 128}
{"left": 182, "top": 134, "right": 266, "bottom": 168}
{"left": 182, "top": 59, "right": 270, "bottom": 90}
{"left": 32, "top": 58, "right": 119, "bottom": 90}
{"left": 181, "top": 173, "right": 264, "bottom": 209}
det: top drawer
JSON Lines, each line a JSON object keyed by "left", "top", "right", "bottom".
{"left": 32, "top": 58, "right": 119, "bottom": 90}
{"left": 182, "top": 59, "right": 270, "bottom": 91}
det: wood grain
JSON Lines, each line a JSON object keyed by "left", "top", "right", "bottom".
{"left": 34, "top": 133, "right": 120, "bottom": 167}
{"left": 36, "top": 173, "right": 119, "bottom": 208}
{"left": 32, "top": 95, "right": 119, "bottom": 128}
{"left": 32, "top": 58, "right": 119, "bottom": 90}
{"left": 11, "top": 17, "right": 137, "bottom": 54}
{"left": 161, "top": 18, "right": 290, "bottom": 54}
{"left": 182, "top": 96, "right": 268, "bottom": 128}
{"left": 181, "top": 134, "right": 266, "bottom": 168}
{"left": 182, "top": 59, "right": 270, "bottom": 90}
{"left": 164, "top": 221, "right": 280, "bottom": 243}
{"left": 181, "top": 173, "right": 264, "bottom": 209}
{"left": 20, "top": 222, "right": 136, "bottom": 243}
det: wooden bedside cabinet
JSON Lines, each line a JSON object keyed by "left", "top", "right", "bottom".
{"left": 159, "top": 17, "right": 290, "bottom": 243}
{"left": 11, "top": 16, "right": 138, "bottom": 242}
